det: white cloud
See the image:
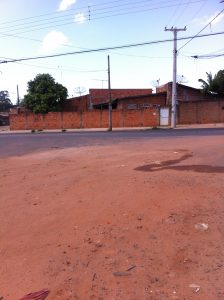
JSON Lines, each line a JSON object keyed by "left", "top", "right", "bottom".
{"left": 192, "top": 12, "right": 224, "bottom": 27}
{"left": 40, "top": 31, "right": 70, "bottom": 54}
{"left": 74, "top": 12, "right": 86, "bottom": 24}
{"left": 209, "top": 12, "right": 224, "bottom": 25}
{"left": 58, "top": 0, "right": 76, "bottom": 11}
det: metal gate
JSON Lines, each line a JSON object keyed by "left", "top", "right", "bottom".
{"left": 160, "top": 107, "right": 169, "bottom": 126}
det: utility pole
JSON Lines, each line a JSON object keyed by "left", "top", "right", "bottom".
{"left": 108, "top": 55, "right": 112, "bottom": 131}
{"left": 16, "top": 84, "right": 20, "bottom": 106}
{"left": 165, "top": 26, "right": 186, "bottom": 128}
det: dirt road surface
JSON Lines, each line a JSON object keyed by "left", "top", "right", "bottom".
{"left": 0, "top": 133, "right": 224, "bottom": 299}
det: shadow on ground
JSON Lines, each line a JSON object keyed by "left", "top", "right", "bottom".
{"left": 135, "top": 153, "right": 224, "bottom": 173}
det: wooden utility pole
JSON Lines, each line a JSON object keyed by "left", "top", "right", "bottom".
{"left": 108, "top": 55, "right": 112, "bottom": 131}
{"left": 165, "top": 26, "right": 186, "bottom": 128}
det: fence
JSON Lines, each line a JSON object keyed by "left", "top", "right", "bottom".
{"left": 10, "top": 108, "right": 159, "bottom": 130}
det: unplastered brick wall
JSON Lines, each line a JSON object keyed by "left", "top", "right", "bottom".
{"left": 61, "top": 95, "right": 89, "bottom": 112}
{"left": 89, "top": 89, "right": 153, "bottom": 105}
{"left": 10, "top": 108, "right": 159, "bottom": 130}
{"left": 178, "top": 100, "right": 224, "bottom": 124}
{"left": 156, "top": 82, "right": 224, "bottom": 105}
{"left": 116, "top": 93, "right": 166, "bottom": 110}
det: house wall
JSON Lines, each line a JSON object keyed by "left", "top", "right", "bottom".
{"left": 116, "top": 93, "right": 166, "bottom": 110}
{"left": 89, "top": 89, "right": 153, "bottom": 105}
{"left": 62, "top": 89, "right": 153, "bottom": 111}
{"left": 61, "top": 95, "right": 89, "bottom": 112}
{"left": 10, "top": 108, "right": 159, "bottom": 130}
{"left": 178, "top": 100, "right": 224, "bottom": 124}
{"left": 156, "top": 83, "right": 224, "bottom": 105}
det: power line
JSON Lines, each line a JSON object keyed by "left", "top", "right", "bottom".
{"left": 0, "top": 0, "right": 205, "bottom": 37}
{"left": 0, "top": 0, "right": 148, "bottom": 26}
{"left": 166, "top": 0, "right": 185, "bottom": 27}
{"left": 0, "top": 0, "right": 199, "bottom": 28}
{"left": 91, "top": 0, "right": 204, "bottom": 21}
{"left": 183, "top": 46, "right": 224, "bottom": 56}
{"left": 0, "top": 55, "right": 106, "bottom": 72}
{"left": 171, "top": 0, "right": 192, "bottom": 25}
{"left": 178, "top": 7, "right": 224, "bottom": 51}
{"left": 0, "top": 0, "right": 179, "bottom": 32}
{"left": 187, "top": 0, "right": 208, "bottom": 25}
{"left": 1, "top": 30, "right": 223, "bottom": 65}
{"left": 191, "top": 53, "right": 224, "bottom": 59}
{"left": 0, "top": 0, "right": 171, "bottom": 31}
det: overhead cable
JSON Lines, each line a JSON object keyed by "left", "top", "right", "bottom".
{"left": 191, "top": 53, "right": 224, "bottom": 59}
{"left": 1, "top": 30, "right": 223, "bottom": 65}
{"left": 178, "top": 7, "right": 224, "bottom": 51}
{"left": 0, "top": 0, "right": 205, "bottom": 37}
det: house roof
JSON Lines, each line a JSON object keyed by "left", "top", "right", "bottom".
{"left": 89, "top": 88, "right": 153, "bottom": 104}
{"left": 113, "top": 92, "right": 167, "bottom": 101}
{"left": 163, "top": 82, "right": 200, "bottom": 91}
{"left": 92, "top": 92, "right": 167, "bottom": 109}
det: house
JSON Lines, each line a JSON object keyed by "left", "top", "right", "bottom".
{"left": 156, "top": 82, "right": 224, "bottom": 124}
{"left": 61, "top": 94, "right": 89, "bottom": 112}
{"left": 92, "top": 92, "right": 167, "bottom": 110}
{"left": 64, "top": 84, "right": 216, "bottom": 112}
{"left": 10, "top": 83, "right": 224, "bottom": 130}
{"left": 60, "top": 83, "right": 224, "bottom": 125}
{"left": 156, "top": 82, "right": 224, "bottom": 104}
{"left": 62, "top": 88, "right": 153, "bottom": 111}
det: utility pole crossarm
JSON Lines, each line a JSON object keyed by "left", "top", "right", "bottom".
{"left": 165, "top": 26, "right": 186, "bottom": 129}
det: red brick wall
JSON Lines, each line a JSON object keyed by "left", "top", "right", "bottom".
{"left": 178, "top": 100, "right": 224, "bottom": 124}
{"left": 89, "top": 89, "right": 153, "bottom": 105}
{"left": 144, "top": 109, "right": 159, "bottom": 126}
{"left": 62, "top": 89, "right": 153, "bottom": 111}
{"left": 156, "top": 83, "right": 168, "bottom": 94}
{"left": 44, "top": 113, "right": 62, "bottom": 129}
{"left": 117, "top": 93, "right": 166, "bottom": 109}
{"left": 62, "top": 112, "right": 81, "bottom": 128}
{"left": 156, "top": 83, "right": 224, "bottom": 105}
{"left": 112, "top": 111, "right": 123, "bottom": 127}
{"left": 61, "top": 95, "right": 89, "bottom": 112}
{"left": 10, "top": 108, "right": 159, "bottom": 130}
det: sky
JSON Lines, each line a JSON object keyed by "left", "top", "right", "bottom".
{"left": 0, "top": 0, "right": 224, "bottom": 103}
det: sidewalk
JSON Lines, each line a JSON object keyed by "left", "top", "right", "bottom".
{"left": 1, "top": 123, "right": 224, "bottom": 134}
{"left": 175, "top": 123, "right": 224, "bottom": 129}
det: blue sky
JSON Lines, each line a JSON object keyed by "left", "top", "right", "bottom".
{"left": 0, "top": 0, "right": 224, "bottom": 103}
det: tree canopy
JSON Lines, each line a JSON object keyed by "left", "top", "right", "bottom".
{"left": 198, "top": 70, "right": 224, "bottom": 95}
{"left": 23, "top": 73, "right": 68, "bottom": 113}
{"left": 0, "top": 90, "right": 13, "bottom": 111}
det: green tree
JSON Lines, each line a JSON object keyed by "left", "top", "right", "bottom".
{"left": 0, "top": 90, "right": 13, "bottom": 111}
{"left": 23, "top": 73, "right": 68, "bottom": 113}
{"left": 198, "top": 70, "right": 224, "bottom": 95}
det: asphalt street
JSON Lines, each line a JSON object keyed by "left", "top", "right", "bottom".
{"left": 0, "top": 128, "right": 223, "bottom": 158}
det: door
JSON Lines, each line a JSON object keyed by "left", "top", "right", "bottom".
{"left": 160, "top": 107, "right": 169, "bottom": 126}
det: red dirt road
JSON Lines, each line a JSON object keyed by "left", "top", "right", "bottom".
{"left": 0, "top": 135, "right": 224, "bottom": 299}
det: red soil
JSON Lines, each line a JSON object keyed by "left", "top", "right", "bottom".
{"left": 0, "top": 136, "right": 224, "bottom": 299}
